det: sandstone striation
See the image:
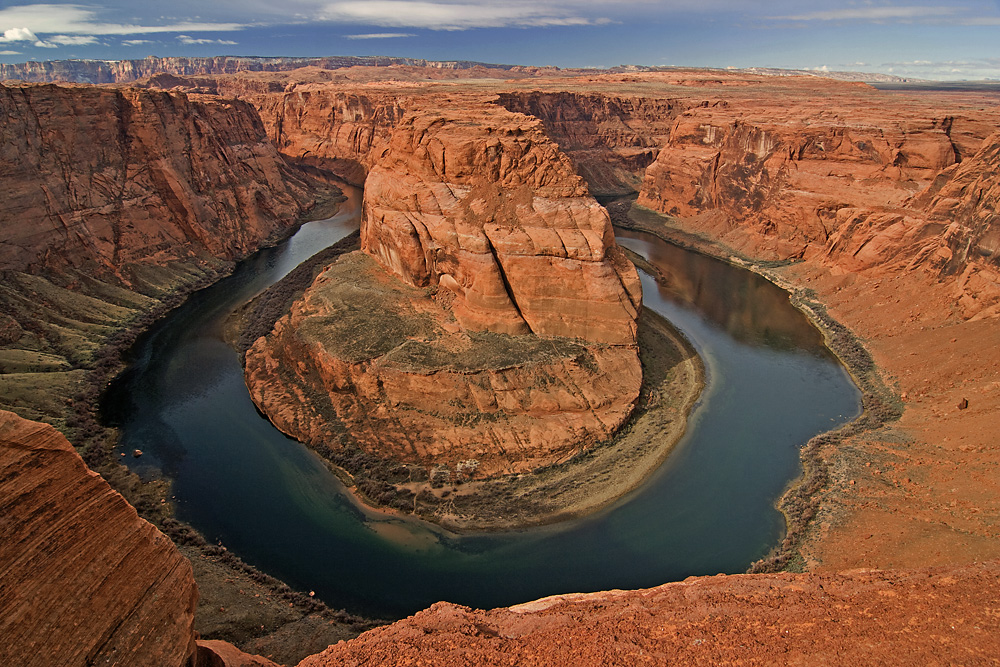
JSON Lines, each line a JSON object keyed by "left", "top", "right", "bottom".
{"left": 0, "top": 409, "right": 199, "bottom": 666}
{"left": 496, "top": 91, "right": 685, "bottom": 196}
{"left": 246, "top": 99, "right": 642, "bottom": 479}
{"left": 246, "top": 253, "right": 641, "bottom": 478}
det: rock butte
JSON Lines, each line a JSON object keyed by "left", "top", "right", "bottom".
{"left": 245, "top": 99, "right": 643, "bottom": 478}
{"left": 1, "top": 59, "right": 1000, "bottom": 664}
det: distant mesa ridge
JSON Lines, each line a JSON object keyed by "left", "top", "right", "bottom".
{"left": 0, "top": 55, "right": 526, "bottom": 84}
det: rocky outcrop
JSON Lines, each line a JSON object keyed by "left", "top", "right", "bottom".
{"left": 635, "top": 79, "right": 1000, "bottom": 296}
{"left": 250, "top": 88, "right": 405, "bottom": 184}
{"left": 245, "top": 253, "right": 640, "bottom": 478}
{"left": 300, "top": 560, "right": 1000, "bottom": 666}
{"left": 0, "top": 409, "right": 198, "bottom": 666}
{"left": 362, "top": 100, "right": 642, "bottom": 344}
{"left": 246, "top": 99, "right": 642, "bottom": 479}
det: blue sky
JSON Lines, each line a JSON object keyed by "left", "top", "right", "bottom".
{"left": 1, "top": 1, "right": 999, "bottom": 79}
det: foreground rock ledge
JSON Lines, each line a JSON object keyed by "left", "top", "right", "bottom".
{"left": 300, "top": 561, "right": 1000, "bottom": 666}
{"left": 0, "top": 409, "right": 198, "bottom": 666}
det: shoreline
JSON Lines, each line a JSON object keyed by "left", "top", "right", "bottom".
{"left": 608, "top": 199, "right": 902, "bottom": 574}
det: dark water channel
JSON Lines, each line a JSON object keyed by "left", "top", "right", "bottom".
{"left": 102, "top": 188, "right": 861, "bottom": 619}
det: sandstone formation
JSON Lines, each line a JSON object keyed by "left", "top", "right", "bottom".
{"left": 300, "top": 561, "right": 1000, "bottom": 666}
{"left": 246, "top": 253, "right": 641, "bottom": 478}
{"left": 246, "top": 100, "right": 643, "bottom": 478}
{"left": 0, "top": 82, "right": 319, "bottom": 281}
{"left": 4, "top": 60, "right": 1000, "bottom": 664}
{"left": 361, "top": 100, "right": 642, "bottom": 343}
{"left": 496, "top": 91, "right": 683, "bottom": 197}
{"left": 0, "top": 409, "right": 199, "bottom": 666}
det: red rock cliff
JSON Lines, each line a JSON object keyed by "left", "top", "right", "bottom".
{"left": 0, "top": 82, "right": 318, "bottom": 283}
{"left": 362, "top": 98, "right": 642, "bottom": 344}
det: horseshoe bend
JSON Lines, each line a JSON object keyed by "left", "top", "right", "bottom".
{"left": 1, "top": 57, "right": 1000, "bottom": 665}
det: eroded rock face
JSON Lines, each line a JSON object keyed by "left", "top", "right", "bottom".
{"left": 0, "top": 410, "right": 198, "bottom": 666}
{"left": 362, "top": 100, "right": 642, "bottom": 345}
{"left": 635, "top": 86, "right": 1000, "bottom": 302}
{"left": 0, "top": 82, "right": 317, "bottom": 283}
{"left": 246, "top": 100, "right": 642, "bottom": 477}
{"left": 496, "top": 91, "right": 685, "bottom": 196}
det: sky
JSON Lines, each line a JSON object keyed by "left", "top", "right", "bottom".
{"left": 1, "top": 1, "right": 999, "bottom": 80}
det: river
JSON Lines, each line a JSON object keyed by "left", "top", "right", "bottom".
{"left": 102, "top": 186, "right": 861, "bottom": 619}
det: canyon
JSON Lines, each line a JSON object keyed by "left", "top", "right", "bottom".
{"left": 1, "top": 60, "right": 999, "bottom": 665}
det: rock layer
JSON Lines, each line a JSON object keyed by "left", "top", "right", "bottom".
{"left": 0, "top": 82, "right": 319, "bottom": 282}
{"left": 362, "top": 100, "right": 642, "bottom": 344}
{"left": 0, "top": 410, "right": 198, "bottom": 666}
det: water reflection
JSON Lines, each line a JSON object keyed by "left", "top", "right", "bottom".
{"left": 616, "top": 227, "right": 828, "bottom": 355}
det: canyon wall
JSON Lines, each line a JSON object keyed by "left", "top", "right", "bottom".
{"left": 0, "top": 81, "right": 336, "bottom": 424}
{"left": 245, "top": 98, "right": 643, "bottom": 479}
{"left": 634, "top": 85, "right": 1000, "bottom": 318}
{"left": 0, "top": 82, "right": 318, "bottom": 281}
{"left": 250, "top": 87, "right": 405, "bottom": 184}
{"left": 496, "top": 91, "right": 685, "bottom": 196}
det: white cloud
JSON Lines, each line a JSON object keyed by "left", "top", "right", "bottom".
{"left": 771, "top": 5, "right": 958, "bottom": 21}
{"left": 876, "top": 57, "right": 1000, "bottom": 79}
{"left": 0, "top": 26, "right": 38, "bottom": 42}
{"left": 0, "top": 49, "right": 22, "bottom": 54}
{"left": 319, "top": 1, "right": 611, "bottom": 30}
{"left": 345, "top": 32, "right": 415, "bottom": 38}
{"left": 177, "top": 35, "right": 238, "bottom": 45}
{"left": 122, "top": 39, "right": 154, "bottom": 45}
{"left": 0, "top": 4, "right": 244, "bottom": 36}
{"left": 48, "top": 34, "right": 98, "bottom": 45}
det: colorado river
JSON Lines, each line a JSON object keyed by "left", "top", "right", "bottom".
{"left": 102, "top": 186, "right": 861, "bottom": 618}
